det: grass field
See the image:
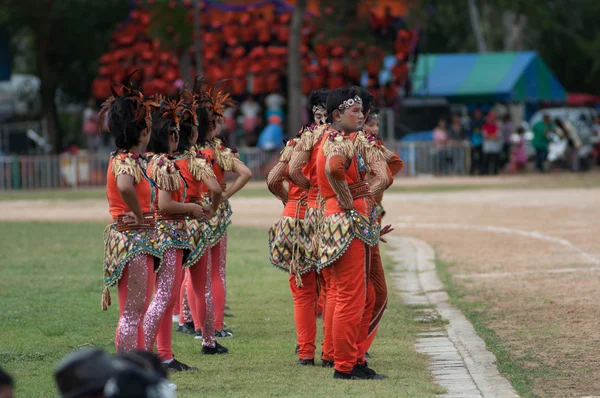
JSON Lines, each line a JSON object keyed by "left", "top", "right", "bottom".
{"left": 0, "top": 222, "right": 441, "bottom": 397}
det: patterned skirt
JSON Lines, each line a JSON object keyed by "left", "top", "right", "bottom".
{"left": 103, "top": 224, "right": 161, "bottom": 288}
{"left": 154, "top": 218, "right": 191, "bottom": 271}
{"left": 268, "top": 216, "right": 314, "bottom": 275}
{"left": 303, "top": 206, "right": 323, "bottom": 266}
{"left": 207, "top": 200, "right": 232, "bottom": 247}
{"left": 182, "top": 218, "right": 212, "bottom": 268}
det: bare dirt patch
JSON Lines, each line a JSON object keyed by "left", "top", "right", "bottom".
{"left": 1, "top": 177, "right": 600, "bottom": 396}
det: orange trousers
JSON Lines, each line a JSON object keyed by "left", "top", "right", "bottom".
{"left": 320, "top": 268, "right": 335, "bottom": 362}
{"left": 289, "top": 271, "right": 319, "bottom": 360}
{"left": 356, "top": 244, "right": 388, "bottom": 362}
{"left": 116, "top": 255, "right": 155, "bottom": 352}
{"left": 330, "top": 239, "right": 371, "bottom": 373}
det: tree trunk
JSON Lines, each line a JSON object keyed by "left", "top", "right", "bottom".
{"left": 36, "top": 25, "right": 62, "bottom": 153}
{"left": 468, "top": 0, "right": 487, "bottom": 52}
{"left": 287, "top": 0, "right": 306, "bottom": 137}
{"left": 179, "top": 49, "right": 192, "bottom": 86}
{"left": 194, "top": 0, "right": 203, "bottom": 77}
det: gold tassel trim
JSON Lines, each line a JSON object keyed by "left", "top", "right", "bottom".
{"left": 355, "top": 134, "right": 384, "bottom": 166}
{"left": 150, "top": 157, "right": 181, "bottom": 192}
{"left": 111, "top": 157, "right": 142, "bottom": 184}
{"left": 101, "top": 287, "right": 111, "bottom": 311}
{"left": 279, "top": 141, "right": 295, "bottom": 163}
{"left": 322, "top": 135, "right": 355, "bottom": 159}
{"left": 189, "top": 156, "right": 216, "bottom": 181}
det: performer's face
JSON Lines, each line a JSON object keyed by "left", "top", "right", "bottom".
{"left": 338, "top": 103, "right": 364, "bottom": 133}
{"left": 313, "top": 109, "right": 327, "bottom": 125}
{"left": 364, "top": 118, "right": 379, "bottom": 136}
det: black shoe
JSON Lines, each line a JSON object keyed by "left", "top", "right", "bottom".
{"left": 175, "top": 322, "right": 195, "bottom": 335}
{"left": 224, "top": 312, "right": 234, "bottom": 318}
{"left": 297, "top": 358, "right": 315, "bottom": 366}
{"left": 225, "top": 305, "right": 230, "bottom": 310}
{"left": 354, "top": 363, "right": 387, "bottom": 379}
{"left": 333, "top": 370, "right": 356, "bottom": 380}
{"left": 364, "top": 351, "right": 372, "bottom": 359}
{"left": 215, "top": 329, "right": 232, "bottom": 338}
{"left": 194, "top": 329, "right": 202, "bottom": 340}
{"left": 165, "top": 359, "right": 197, "bottom": 372}
{"left": 322, "top": 360, "right": 334, "bottom": 368}
{"left": 201, "top": 342, "right": 229, "bottom": 355}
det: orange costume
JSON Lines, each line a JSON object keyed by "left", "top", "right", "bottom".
{"left": 103, "top": 150, "right": 159, "bottom": 352}
{"left": 315, "top": 128, "right": 380, "bottom": 374}
{"left": 351, "top": 131, "right": 404, "bottom": 363}
{"left": 267, "top": 138, "right": 318, "bottom": 362}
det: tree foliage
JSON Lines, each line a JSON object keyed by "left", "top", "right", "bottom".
{"left": 414, "top": 0, "right": 600, "bottom": 94}
{"left": 0, "top": 0, "right": 129, "bottom": 151}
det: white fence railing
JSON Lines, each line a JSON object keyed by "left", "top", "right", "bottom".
{"left": 0, "top": 142, "right": 471, "bottom": 191}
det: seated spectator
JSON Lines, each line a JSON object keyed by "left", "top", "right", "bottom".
{"left": 0, "top": 366, "right": 14, "bottom": 398}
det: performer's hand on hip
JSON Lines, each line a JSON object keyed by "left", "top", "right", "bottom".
{"left": 380, "top": 224, "right": 394, "bottom": 243}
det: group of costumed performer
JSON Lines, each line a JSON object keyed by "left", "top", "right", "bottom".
{"left": 101, "top": 72, "right": 251, "bottom": 373}
{"left": 267, "top": 86, "right": 403, "bottom": 380}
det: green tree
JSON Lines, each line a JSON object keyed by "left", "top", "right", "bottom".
{"left": 0, "top": 0, "right": 129, "bottom": 153}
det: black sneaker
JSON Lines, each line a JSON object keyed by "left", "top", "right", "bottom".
{"left": 354, "top": 363, "right": 387, "bottom": 379}
{"left": 225, "top": 305, "right": 231, "bottom": 310}
{"left": 175, "top": 322, "right": 195, "bottom": 335}
{"left": 297, "top": 358, "right": 315, "bottom": 366}
{"left": 165, "top": 359, "right": 198, "bottom": 372}
{"left": 194, "top": 329, "right": 202, "bottom": 340}
{"left": 333, "top": 370, "right": 356, "bottom": 380}
{"left": 322, "top": 360, "right": 334, "bottom": 368}
{"left": 201, "top": 342, "right": 229, "bottom": 355}
{"left": 215, "top": 329, "right": 233, "bottom": 338}
{"left": 224, "top": 312, "right": 234, "bottom": 318}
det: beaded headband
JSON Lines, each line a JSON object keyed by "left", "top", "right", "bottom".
{"left": 338, "top": 95, "right": 363, "bottom": 110}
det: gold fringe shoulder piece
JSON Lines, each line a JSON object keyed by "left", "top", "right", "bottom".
{"left": 322, "top": 130, "right": 355, "bottom": 159}
{"left": 111, "top": 152, "right": 143, "bottom": 184}
{"left": 214, "top": 145, "right": 235, "bottom": 171}
{"left": 150, "top": 154, "right": 181, "bottom": 192}
{"left": 188, "top": 152, "right": 216, "bottom": 181}
{"left": 354, "top": 131, "right": 384, "bottom": 166}
{"left": 279, "top": 139, "right": 297, "bottom": 163}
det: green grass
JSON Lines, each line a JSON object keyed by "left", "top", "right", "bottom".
{"left": 0, "top": 222, "right": 440, "bottom": 397}
{"left": 435, "top": 259, "right": 559, "bottom": 398}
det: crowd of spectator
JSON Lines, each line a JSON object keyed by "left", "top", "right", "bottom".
{"left": 89, "top": 2, "right": 414, "bottom": 148}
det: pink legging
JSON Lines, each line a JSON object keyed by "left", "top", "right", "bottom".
{"left": 177, "top": 272, "right": 194, "bottom": 325}
{"left": 213, "top": 235, "right": 227, "bottom": 330}
{"left": 187, "top": 247, "right": 216, "bottom": 348}
{"left": 116, "top": 254, "right": 155, "bottom": 352}
{"left": 143, "top": 249, "right": 184, "bottom": 361}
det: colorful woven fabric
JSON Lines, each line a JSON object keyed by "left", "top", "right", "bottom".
{"left": 268, "top": 216, "right": 314, "bottom": 275}
{"left": 207, "top": 199, "right": 232, "bottom": 247}
{"left": 304, "top": 205, "right": 323, "bottom": 265}
{"left": 155, "top": 219, "right": 190, "bottom": 269}
{"left": 103, "top": 224, "right": 161, "bottom": 287}
{"left": 182, "top": 218, "right": 212, "bottom": 268}
{"left": 317, "top": 213, "right": 354, "bottom": 270}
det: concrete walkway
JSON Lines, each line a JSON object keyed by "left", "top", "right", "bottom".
{"left": 388, "top": 235, "right": 518, "bottom": 398}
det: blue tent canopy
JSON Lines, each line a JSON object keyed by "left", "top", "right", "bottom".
{"left": 410, "top": 52, "right": 566, "bottom": 103}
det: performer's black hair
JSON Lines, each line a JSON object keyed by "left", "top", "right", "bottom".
{"left": 326, "top": 86, "right": 362, "bottom": 123}
{"left": 109, "top": 97, "right": 148, "bottom": 150}
{"left": 308, "top": 89, "right": 329, "bottom": 114}
{"left": 148, "top": 104, "right": 177, "bottom": 155}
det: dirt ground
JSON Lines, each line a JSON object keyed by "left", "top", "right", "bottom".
{"left": 1, "top": 174, "right": 600, "bottom": 396}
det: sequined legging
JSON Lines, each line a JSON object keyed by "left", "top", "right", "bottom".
{"left": 142, "top": 249, "right": 184, "bottom": 360}
{"left": 116, "top": 254, "right": 154, "bottom": 352}
{"left": 212, "top": 233, "right": 227, "bottom": 330}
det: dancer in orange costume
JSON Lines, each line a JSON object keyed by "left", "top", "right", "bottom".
{"left": 195, "top": 81, "right": 252, "bottom": 343}
{"left": 144, "top": 97, "right": 204, "bottom": 371}
{"left": 267, "top": 133, "right": 317, "bottom": 366}
{"left": 173, "top": 83, "right": 226, "bottom": 354}
{"left": 314, "top": 87, "right": 385, "bottom": 380}
{"left": 287, "top": 89, "right": 333, "bottom": 366}
{"left": 100, "top": 74, "right": 160, "bottom": 353}
{"left": 351, "top": 105, "right": 404, "bottom": 366}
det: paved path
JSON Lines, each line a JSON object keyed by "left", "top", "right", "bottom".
{"left": 389, "top": 235, "right": 518, "bottom": 398}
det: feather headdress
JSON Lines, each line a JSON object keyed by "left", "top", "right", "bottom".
{"left": 196, "top": 78, "right": 236, "bottom": 124}
{"left": 98, "top": 70, "right": 159, "bottom": 132}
